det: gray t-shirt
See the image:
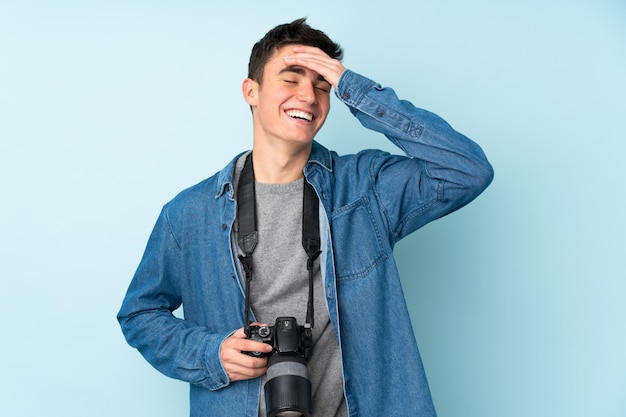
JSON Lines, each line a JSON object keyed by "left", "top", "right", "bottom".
{"left": 234, "top": 155, "right": 347, "bottom": 417}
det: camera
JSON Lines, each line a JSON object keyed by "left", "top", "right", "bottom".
{"left": 246, "top": 317, "right": 313, "bottom": 417}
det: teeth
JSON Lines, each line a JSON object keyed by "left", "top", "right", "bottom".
{"left": 286, "top": 110, "right": 313, "bottom": 122}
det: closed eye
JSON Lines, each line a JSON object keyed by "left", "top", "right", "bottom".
{"left": 315, "top": 83, "right": 331, "bottom": 93}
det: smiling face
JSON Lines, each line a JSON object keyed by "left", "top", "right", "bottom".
{"left": 242, "top": 44, "right": 332, "bottom": 153}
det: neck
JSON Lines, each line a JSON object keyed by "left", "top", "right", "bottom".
{"left": 251, "top": 144, "right": 311, "bottom": 184}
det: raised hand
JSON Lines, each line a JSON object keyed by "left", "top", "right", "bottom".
{"left": 283, "top": 45, "right": 347, "bottom": 89}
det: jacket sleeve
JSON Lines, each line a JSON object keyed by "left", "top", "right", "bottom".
{"left": 336, "top": 69, "right": 494, "bottom": 243}
{"left": 117, "top": 205, "right": 231, "bottom": 391}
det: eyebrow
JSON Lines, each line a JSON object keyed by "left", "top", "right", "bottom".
{"left": 279, "top": 65, "right": 328, "bottom": 82}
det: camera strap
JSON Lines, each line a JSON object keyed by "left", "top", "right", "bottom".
{"left": 237, "top": 153, "right": 321, "bottom": 337}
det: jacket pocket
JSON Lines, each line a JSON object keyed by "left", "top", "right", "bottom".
{"left": 331, "top": 196, "right": 387, "bottom": 281}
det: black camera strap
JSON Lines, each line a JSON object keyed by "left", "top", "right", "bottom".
{"left": 237, "top": 153, "right": 321, "bottom": 338}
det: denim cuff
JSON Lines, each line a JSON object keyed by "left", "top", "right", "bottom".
{"left": 202, "top": 331, "right": 233, "bottom": 390}
{"left": 335, "top": 69, "right": 378, "bottom": 107}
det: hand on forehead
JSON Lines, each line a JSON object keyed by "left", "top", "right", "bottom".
{"left": 281, "top": 45, "right": 346, "bottom": 89}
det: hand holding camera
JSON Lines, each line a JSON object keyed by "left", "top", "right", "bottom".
{"left": 220, "top": 318, "right": 313, "bottom": 416}
{"left": 220, "top": 325, "right": 274, "bottom": 382}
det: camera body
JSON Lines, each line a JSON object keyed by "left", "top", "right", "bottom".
{"left": 246, "top": 317, "right": 313, "bottom": 417}
{"left": 246, "top": 316, "right": 312, "bottom": 359}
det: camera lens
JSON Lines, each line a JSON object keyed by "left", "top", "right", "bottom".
{"left": 264, "top": 353, "right": 311, "bottom": 417}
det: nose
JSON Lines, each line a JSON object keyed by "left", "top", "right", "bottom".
{"left": 296, "top": 82, "right": 317, "bottom": 105}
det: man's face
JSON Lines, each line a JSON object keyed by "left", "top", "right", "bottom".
{"left": 243, "top": 44, "right": 332, "bottom": 150}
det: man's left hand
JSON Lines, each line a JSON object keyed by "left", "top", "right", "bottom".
{"left": 283, "top": 46, "right": 347, "bottom": 89}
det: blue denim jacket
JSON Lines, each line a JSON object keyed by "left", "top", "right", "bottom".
{"left": 118, "top": 70, "right": 493, "bottom": 417}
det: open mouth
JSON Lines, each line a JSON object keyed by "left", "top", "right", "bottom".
{"left": 285, "top": 109, "right": 314, "bottom": 122}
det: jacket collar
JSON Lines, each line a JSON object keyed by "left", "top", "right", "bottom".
{"left": 307, "top": 140, "right": 333, "bottom": 173}
{"left": 215, "top": 141, "right": 332, "bottom": 199}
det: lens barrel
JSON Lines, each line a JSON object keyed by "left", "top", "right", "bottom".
{"left": 264, "top": 353, "right": 311, "bottom": 417}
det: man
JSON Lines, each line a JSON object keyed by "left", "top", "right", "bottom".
{"left": 118, "top": 18, "right": 493, "bottom": 417}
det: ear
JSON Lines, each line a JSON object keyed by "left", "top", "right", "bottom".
{"left": 242, "top": 78, "right": 259, "bottom": 107}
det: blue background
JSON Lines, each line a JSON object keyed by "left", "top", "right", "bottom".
{"left": 1, "top": 1, "right": 625, "bottom": 416}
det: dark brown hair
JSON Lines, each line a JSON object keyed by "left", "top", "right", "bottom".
{"left": 247, "top": 18, "right": 343, "bottom": 83}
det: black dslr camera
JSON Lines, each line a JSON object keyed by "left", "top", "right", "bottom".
{"left": 246, "top": 317, "right": 313, "bottom": 417}
{"left": 246, "top": 316, "right": 312, "bottom": 358}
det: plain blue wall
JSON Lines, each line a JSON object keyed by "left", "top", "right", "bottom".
{"left": 1, "top": 1, "right": 624, "bottom": 416}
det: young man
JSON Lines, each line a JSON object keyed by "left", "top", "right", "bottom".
{"left": 118, "top": 18, "right": 493, "bottom": 417}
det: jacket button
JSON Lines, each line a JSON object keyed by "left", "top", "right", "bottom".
{"left": 221, "top": 223, "right": 227, "bottom": 230}
{"left": 343, "top": 92, "right": 350, "bottom": 100}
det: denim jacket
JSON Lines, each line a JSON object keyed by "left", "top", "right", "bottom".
{"left": 118, "top": 70, "right": 493, "bottom": 417}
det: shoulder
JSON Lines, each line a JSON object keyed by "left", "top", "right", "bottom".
{"left": 310, "top": 140, "right": 394, "bottom": 174}
{"left": 330, "top": 148, "right": 405, "bottom": 177}
{"left": 163, "top": 153, "right": 242, "bottom": 219}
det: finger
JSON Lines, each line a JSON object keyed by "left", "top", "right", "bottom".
{"left": 284, "top": 51, "right": 338, "bottom": 69}
{"left": 222, "top": 326, "right": 274, "bottom": 357}
{"left": 226, "top": 362, "right": 268, "bottom": 381}
{"left": 238, "top": 338, "right": 274, "bottom": 354}
{"left": 222, "top": 348, "right": 268, "bottom": 370}
{"left": 222, "top": 354, "right": 268, "bottom": 381}
{"left": 289, "top": 45, "right": 343, "bottom": 68}
{"left": 283, "top": 50, "right": 345, "bottom": 88}
{"left": 229, "top": 323, "right": 269, "bottom": 339}
{"left": 221, "top": 347, "right": 269, "bottom": 381}
{"left": 291, "top": 45, "right": 327, "bottom": 56}
{"left": 223, "top": 336, "right": 273, "bottom": 355}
